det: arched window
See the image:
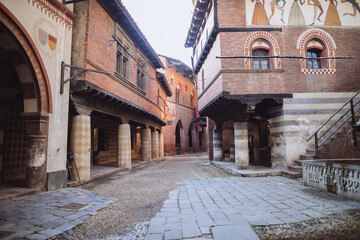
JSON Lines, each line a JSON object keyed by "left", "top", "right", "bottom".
{"left": 175, "top": 84, "right": 180, "bottom": 103}
{"left": 306, "top": 39, "right": 326, "bottom": 69}
{"left": 252, "top": 39, "right": 271, "bottom": 69}
{"left": 244, "top": 32, "right": 281, "bottom": 69}
{"left": 296, "top": 28, "right": 336, "bottom": 74}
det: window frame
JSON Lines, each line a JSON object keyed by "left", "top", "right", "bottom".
{"left": 252, "top": 48, "right": 270, "bottom": 70}
{"left": 136, "top": 61, "right": 146, "bottom": 91}
{"left": 175, "top": 84, "right": 181, "bottom": 104}
{"left": 250, "top": 39, "right": 272, "bottom": 70}
{"left": 305, "top": 39, "right": 327, "bottom": 70}
{"left": 115, "top": 41, "right": 130, "bottom": 79}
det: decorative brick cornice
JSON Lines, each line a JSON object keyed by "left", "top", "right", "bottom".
{"left": 29, "top": 0, "right": 75, "bottom": 30}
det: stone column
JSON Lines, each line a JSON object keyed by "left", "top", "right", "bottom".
{"left": 230, "top": 144, "right": 235, "bottom": 162}
{"left": 22, "top": 112, "right": 49, "bottom": 189}
{"left": 213, "top": 129, "right": 223, "bottom": 161}
{"left": 234, "top": 122, "right": 249, "bottom": 168}
{"left": 70, "top": 115, "right": 91, "bottom": 182}
{"left": 152, "top": 130, "right": 159, "bottom": 159}
{"left": 117, "top": 123, "right": 131, "bottom": 169}
{"left": 141, "top": 128, "right": 151, "bottom": 161}
{"left": 159, "top": 132, "right": 164, "bottom": 158}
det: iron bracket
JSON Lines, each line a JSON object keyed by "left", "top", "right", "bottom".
{"left": 60, "top": 61, "right": 111, "bottom": 94}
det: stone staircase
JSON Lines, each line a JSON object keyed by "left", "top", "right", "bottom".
{"left": 281, "top": 149, "right": 316, "bottom": 179}
{"left": 282, "top": 92, "right": 360, "bottom": 179}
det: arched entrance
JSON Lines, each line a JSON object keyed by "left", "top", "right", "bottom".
{"left": 0, "top": 5, "right": 52, "bottom": 189}
{"left": 175, "top": 120, "right": 184, "bottom": 154}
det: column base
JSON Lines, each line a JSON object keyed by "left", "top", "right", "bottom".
{"left": 26, "top": 164, "right": 47, "bottom": 190}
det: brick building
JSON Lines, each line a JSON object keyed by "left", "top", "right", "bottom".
{"left": 69, "top": 0, "right": 171, "bottom": 182}
{"left": 159, "top": 55, "right": 207, "bottom": 155}
{"left": 186, "top": 0, "right": 360, "bottom": 171}
{"left": 0, "top": 0, "right": 74, "bottom": 190}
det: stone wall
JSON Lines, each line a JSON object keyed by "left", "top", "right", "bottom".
{"left": 268, "top": 92, "right": 359, "bottom": 168}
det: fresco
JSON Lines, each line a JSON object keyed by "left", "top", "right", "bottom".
{"left": 246, "top": 0, "right": 360, "bottom": 26}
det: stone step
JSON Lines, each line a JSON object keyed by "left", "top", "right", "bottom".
{"left": 306, "top": 149, "right": 316, "bottom": 155}
{"left": 281, "top": 170, "right": 302, "bottom": 179}
{"left": 294, "top": 160, "right": 303, "bottom": 166}
{"left": 300, "top": 154, "right": 316, "bottom": 160}
{"left": 288, "top": 165, "right": 302, "bottom": 173}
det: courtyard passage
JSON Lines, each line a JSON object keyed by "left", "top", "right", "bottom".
{"left": 0, "top": 153, "right": 360, "bottom": 239}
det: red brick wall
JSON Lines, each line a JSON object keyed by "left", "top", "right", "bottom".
{"left": 161, "top": 57, "right": 204, "bottom": 155}
{"left": 217, "top": 0, "right": 245, "bottom": 28}
{"left": 219, "top": 27, "right": 360, "bottom": 94}
{"left": 78, "top": 0, "right": 167, "bottom": 125}
{"left": 212, "top": 0, "right": 360, "bottom": 95}
{"left": 318, "top": 122, "right": 360, "bottom": 159}
{"left": 195, "top": 0, "right": 360, "bottom": 106}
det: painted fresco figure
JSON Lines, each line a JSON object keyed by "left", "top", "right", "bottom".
{"left": 269, "top": 0, "right": 286, "bottom": 23}
{"left": 341, "top": 0, "right": 360, "bottom": 17}
{"left": 325, "top": 0, "right": 341, "bottom": 25}
{"left": 251, "top": 0, "right": 270, "bottom": 25}
{"left": 308, "top": 0, "right": 324, "bottom": 25}
{"left": 288, "top": 0, "right": 306, "bottom": 25}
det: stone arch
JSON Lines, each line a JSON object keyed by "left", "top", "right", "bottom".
{"left": 0, "top": 4, "right": 52, "bottom": 113}
{"left": 244, "top": 31, "right": 281, "bottom": 69}
{"left": 0, "top": 4, "right": 51, "bottom": 189}
{"left": 296, "top": 28, "right": 337, "bottom": 73}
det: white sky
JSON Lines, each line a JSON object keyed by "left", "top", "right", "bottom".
{"left": 121, "top": 0, "right": 194, "bottom": 67}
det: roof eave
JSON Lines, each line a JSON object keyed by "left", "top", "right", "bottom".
{"left": 98, "top": 0, "right": 164, "bottom": 69}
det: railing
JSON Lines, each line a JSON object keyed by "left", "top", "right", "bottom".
{"left": 306, "top": 91, "right": 360, "bottom": 157}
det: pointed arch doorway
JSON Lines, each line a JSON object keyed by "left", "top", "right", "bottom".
{"left": 175, "top": 120, "right": 184, "bottom": 155}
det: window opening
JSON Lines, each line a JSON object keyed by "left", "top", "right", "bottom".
{"left": 116, "top": 42, "right": 129, "bottom": 79}
{"left": 252, "top": 49, "right": 269, "bottom": 69}
{"left": 137, "top": 61, "right": 146, "bottom": 91}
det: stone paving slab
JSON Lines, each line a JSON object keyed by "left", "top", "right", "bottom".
{"left": 212, "top": 225, "right": 259, "bottom": 240}
{"left": 0, "top": 188, "right": 116, "bottom": 240}
{"left": 145, "top": 176, "right": 360, "bottom": 239}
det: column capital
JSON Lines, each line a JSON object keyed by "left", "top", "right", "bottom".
{"left": 121, "top": 117, "right": 130, "bottom": 124}
{"left": 74, "top": 104, "right": 92, "bottom": 116}
{"left": 21, "top": 112, "right": 49, "bottom": 137}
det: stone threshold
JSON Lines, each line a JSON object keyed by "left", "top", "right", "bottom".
{"left": 211, "top": 161, "right": 282, "bottom": 177}
{"left": 0, "top": 187, "right": 41, "bottom": 202}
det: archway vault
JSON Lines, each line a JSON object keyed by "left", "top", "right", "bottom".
{"left": 0, "top": 3, "right": 52, "bottom": 113}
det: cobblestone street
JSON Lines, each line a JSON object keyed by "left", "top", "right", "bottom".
{"left": 1, "top": 154, "right": 360, "bottom": 240}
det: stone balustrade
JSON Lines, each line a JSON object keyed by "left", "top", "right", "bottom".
{"left": 303, "top": 159, "right": 360, "bottom": 201}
